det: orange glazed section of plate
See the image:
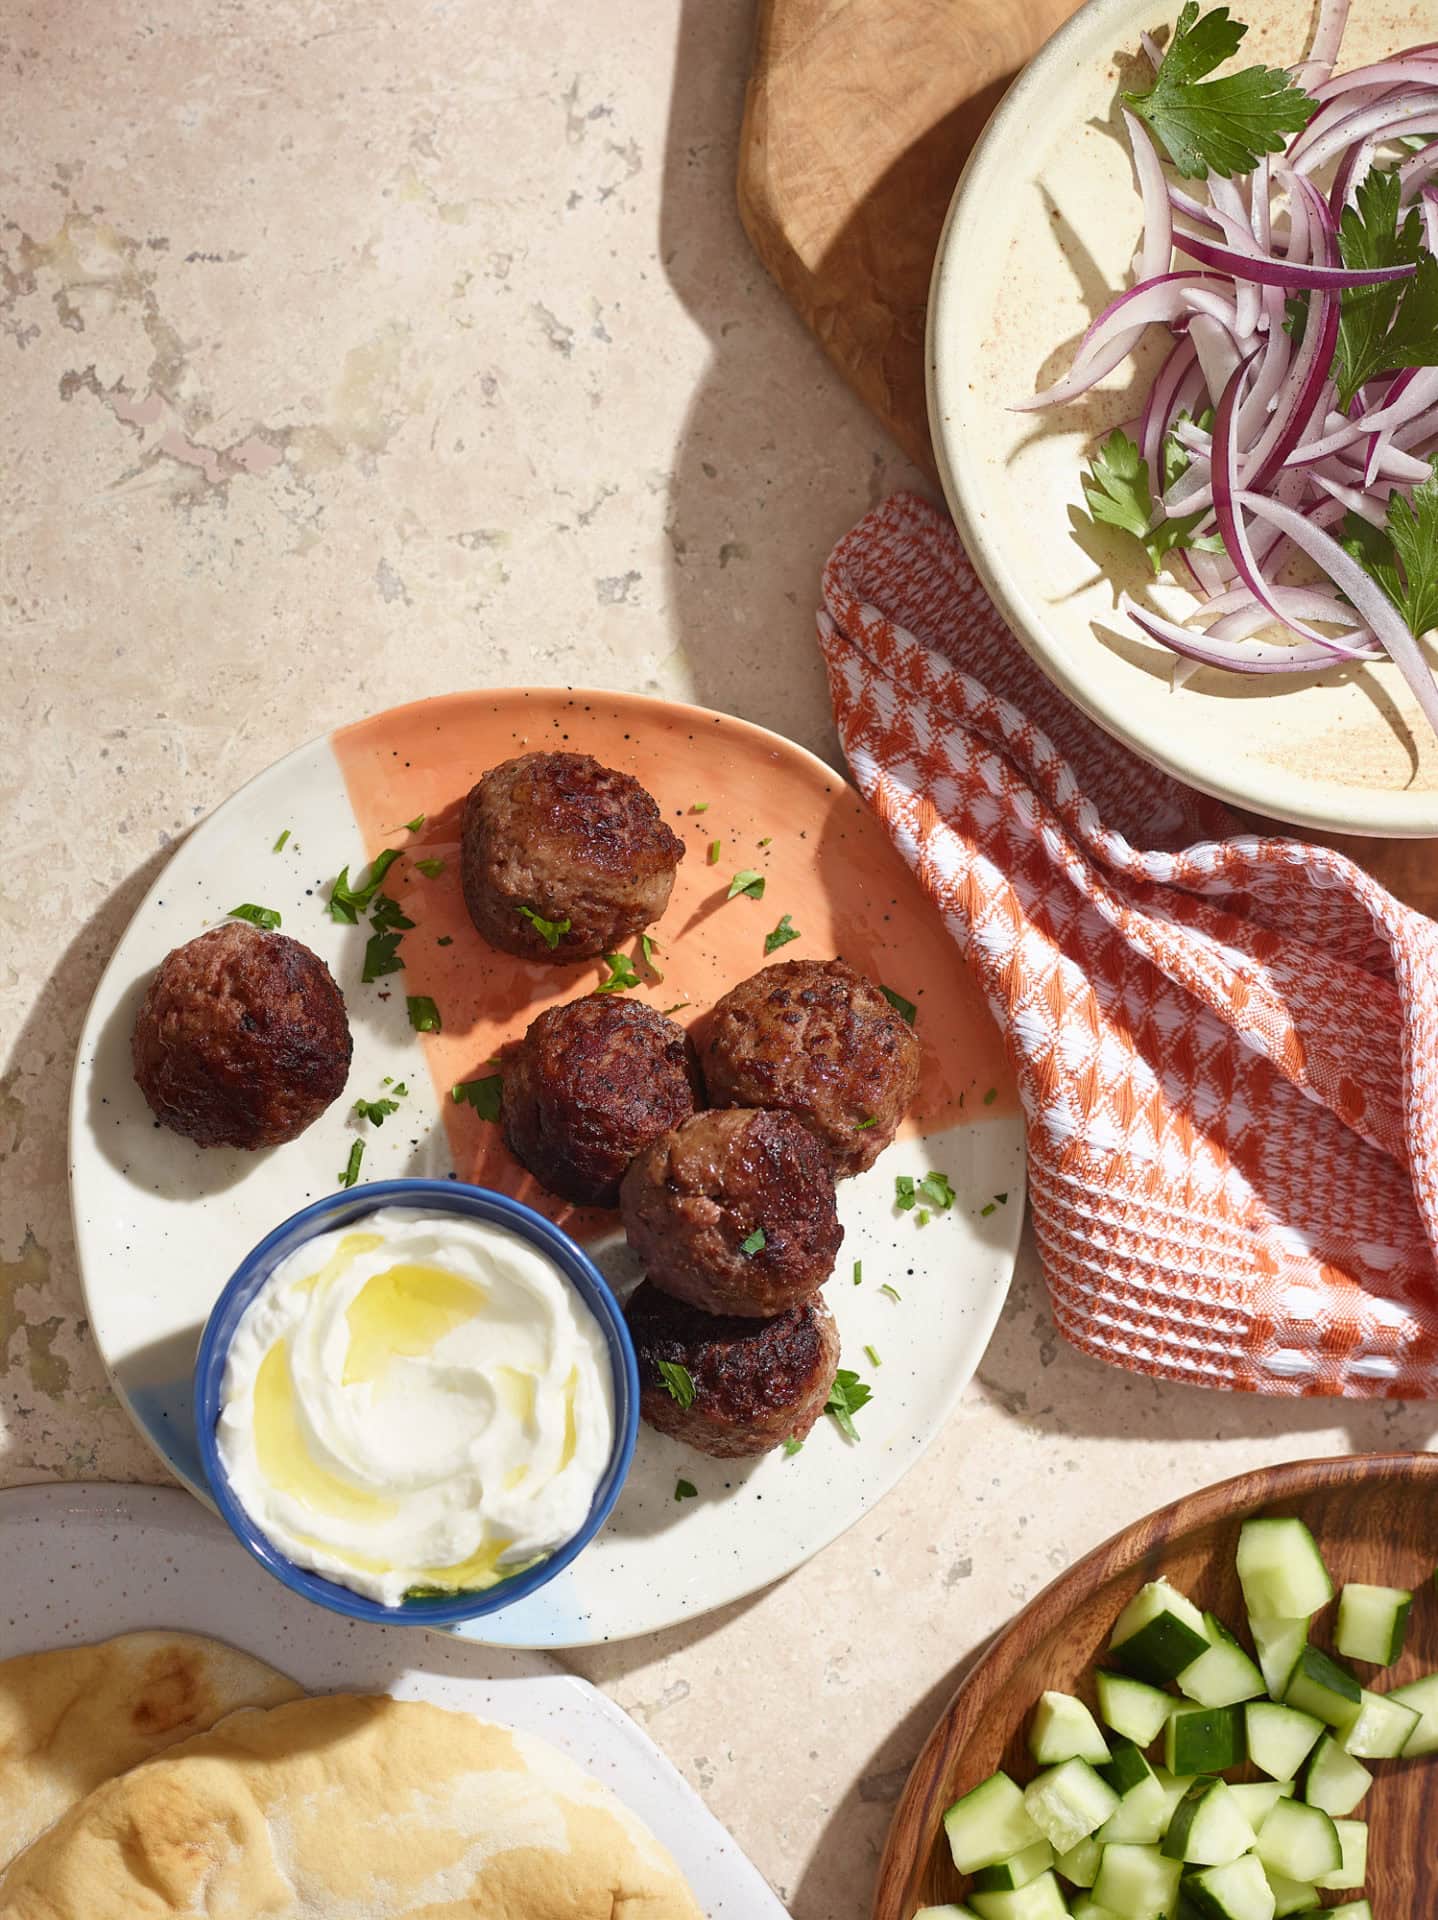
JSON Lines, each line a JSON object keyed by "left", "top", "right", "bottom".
{"left": 332, "top": 689, "right": 1013, "bottom": 1240}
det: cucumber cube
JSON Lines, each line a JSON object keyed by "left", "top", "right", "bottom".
{"left": 944, "top": 1771, "right": 1042, "bottom": 1873}
{"left": 1313, "top": 1819, "right": 1367, "bottom": 1892}
{"left": 1152, "top": 1765, "right": 1197, "bottom": 1822}
{"left": 1179, "top": 1613, "right": 1266, "bottom": 1708}
{"left": 1022, "top": 1758, "right": 1119, "bottom": 1854}
{"left": 1096, "top": 1738, "right": 1154, "bottom": 1798}
{"left": 1091, "top": 1842, "right": 1182, "bottom": 1920}
{"left": 1161, "top": 1777, "right": 1257, "bottom": 1865}
{"left": 1110, "top": 1579, "right": 1210, "bottom": 1684}
{"left": 1339, "top": 1686, "right": 1420, "bottom": 1758}
{"left": 915, "top": 1910, "right": 978, "bottom": 1919}
{"left": 1246, "top": 1701, "right": 1323, "bottom": 1780}
{"left": 970, "top": 1871, "right": 1069, "bottom": 1920}
{"left": 1054, "top": 1835, "right": 1102, "bottom": 1888}
{"left": 1070, "top": 1901, "right": 1122, "bottom": 1920}
{"left": 1166, "top": 1702, "right": 1245, "bottom": 1774}
{"left": 1335, "top": 1581, "right": 1411, "bottom": 1666}
{"left": 1181, "top": 1852, "right": 1278, "bottom": 1920}
{"left": 1095, "top": 1671, "right": 1174, "bottom": 1749}
{"left": 1237, "top": 1518, "right": 1333, "bottom": 1620}
{"left": 1253, "top": 1800, "right": 1342, "bottom": 1882}
{"left": 1388, "top": 1669, "right": 1438, "bottom": 1754}
{"left": 1229, "top": 1779, "right": 1293, "bottom": 1827}
{"left": 1095, "top": 1771, "right": 1171, "bottom": 1846}
{"left": 971, "top": 1841, "right": 1056, "bottom": 1893}
{"left": 1300, "top": 1732, "right": 1370, "bottom": 1817}
{"left": 1320, "top": 1904, "right": 1373, "bottom": 1920}
{"left": 1029, "top": 1690, "right": 1111, "bottom": 1766}
{"left": 1283, "top": 1647, "right": 1361, "bottom": 1727}
{"left": 1249, "top": 1616, "right": 1308, "bottom": 1701}
{"left": 1262, "top": 1867, "right": 1321, "bottom": 1917}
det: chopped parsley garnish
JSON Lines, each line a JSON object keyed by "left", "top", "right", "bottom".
{"left": 674, "top": 1478, "right": 698, "bottom": 1501}
{"left": 414, "top": 857, "right": 445, "bottom": 879}
{"left": 855, "top": 1115, "right": 878, "bottom": 1131}
{"left": 764, "top": 912, "right": 800, "bottom": 953}
{"left": 983, "top": 1087, "right": 998, "bottom": 1105}
{"left": 657, "top": 1360, "right": 696, "bottom": 1410}
{"left": 392, "top": 1081, "right": 407, "bottom": 1095}
{"left": 406, "top": 995, "right": 442, "bottom": 1032}
{"left": 880, "top": 1283, "right": 902, "bottom": 1302}
{"left": 757, "top": 836, "right": 772, "bottom": 847}
{"left": 437, "top": 935, "right": 454, "bottom": 946}
{"left": 1334, "top": 170, "right": 1438, "bottom": 410}
{"left": 1343, "top": 456, "right": 1438, "bottom": 639}
{"left": 362, "top": 930, "right": 405, "bottom": 983}
{"left": 691, "top": 801, "right": 710, "bottom": 813}
{"left": 864, "top": 1344, "right": 882, "bottom": 1368}
{"left": 980, "top": 1201, "right": 997, "bottom": 1218}
{"left": 895, "top": 1176, "right": 917, "bottom": 1212}
{"left": 917, "top": 1209, "right": 931, "bottom": 1226}
{"left": 739, "top": 1227, "right": 767, "bottom": 1256}
{"left": 995, "top": 1191, "right": 1008, "bottom": 1204}
{"left": 228, "top": 903, "right": 281, "bottom": 931}
{"left": 516, "top": 905, "right": 570, "bottom": 949}
{"left": 852, "top": 1260, "right": 863, "bottom": 1286}
{"left": 783, "top": 1437, "right": 804, "bottom": 1456}
{"left": 1080, "top": 428, "right": 1224, "bottom": 572}
{"left": 328, "top": 849, "right": 402, "bottom": 923}
{"left": 338, "top": 1140, "right": 364, "bottom": 1188}
{"left": 727, "top": 868, "right": 765, "bottom": 901}
{"left": 660, "top": 999, "right": 691, "bottom": 1015}
{"left": 451, "top": 1074, "right": 503, "bottom": 1121}
{"left": 369, "top": 894, "right": 415, "bottom": 935}
{"left": 897, "top": 1171, "right": 956, "bottom": 1214}
{"left": 640, "top": 932, "right": 663, "bottom": 981}
{"left": 354, "top": 1095, "right": 400, "bottom": 1126}
{"left": 272, "top": 829, "right": 290, "bottom": 852}
{"left": 1122, "top": 3, "right": 1317, "bottom": 180}
{"left": 880, "top": 984, "right": 917, "bottom": 1025}
{"left": 596, "top": 951, "right": 642, "bottom": 993}
{"left": 385, "top": 812, "right": 426, "bottom": 833}
{"left": 707, "top": 839, "right": 721, "bottom": 865}
{"left": 825, "top": 1369, "right": 872, "bottom": 1442}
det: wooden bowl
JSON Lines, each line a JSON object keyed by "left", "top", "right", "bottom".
{"left": 874, "top": 1452, "right": 1438, "bottom": 1918}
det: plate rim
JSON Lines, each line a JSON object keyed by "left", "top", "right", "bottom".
{"left": 872, "top": 1448, "right": 1438, "bottom": 1920}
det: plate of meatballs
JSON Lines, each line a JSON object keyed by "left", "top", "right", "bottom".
{"left": 71, "top": 687, "right": 1024, "bottom": 1647}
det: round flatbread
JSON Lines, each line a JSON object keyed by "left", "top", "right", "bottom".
{"left": 0, "top": 1630, "right": 300, "bottom": 1873}
{"left": 0, "top": 1692, "right": 705, "bottom": 1918}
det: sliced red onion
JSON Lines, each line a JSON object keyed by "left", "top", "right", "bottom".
{"left": 1123, "top": 110, "right": 1174, "bottom": 287}
{"left": 1013, "top": 274, "right": 1222, "bottom": 411}
{"left": 1138, "top": 337, "right": 1199, "bottom": 496}
{"left": 1297, "top": 0, "right": 1352, "bottom": 87}
{"left": 1121, "top": 596, "right": 1373, "bottom": 673}
{"left": 1173, "top": 224, "right": 1417, "bottom": 287}
{"left": 1293, "top": 105, "right": 1438, "bottom": 177}
{"left": 1312, "top": 57, "right": 1438, "bottom": 100}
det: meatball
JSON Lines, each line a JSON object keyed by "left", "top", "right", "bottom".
{"left": 131, "top": 922, "right": 352, "bottom": 1150}
{"left": 620, "top": 1109, "right": 843, "bottom": 1317}
{"left": 702, "top": 958, "right": 921, "bottom": 1176}
{"left": 502, "top": 995, "right": 700, "bottom": 1207}
{"left": 461, "top": 751, "right": 684, "bottom": 963}
{"left": 627, "top": 1282, "right": 839, "bottom": 1459}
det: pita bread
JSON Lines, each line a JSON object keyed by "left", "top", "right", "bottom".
{"left": 0, "top": 1631, "right": 300, "bottom": 1872}
{"left": 0, "top": 1692, "right": 705, "bottom": 1918}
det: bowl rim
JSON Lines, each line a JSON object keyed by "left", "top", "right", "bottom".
{"left": 193, "top": 1176, "right": 640, "bottom": 1628}
{"left": 925, "top": 0, "right": 1438, "bottom": 839}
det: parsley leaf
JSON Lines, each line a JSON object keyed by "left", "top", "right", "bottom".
{"left": 825, "top": 1368, "right": 872, "bottom": 1442}
{"left": 1161, "top": 406, "right": 1215, "bottom": 492}
{"left": 657, "top": 1360, "right": 696, "bottom": 1409}
{"left": 727, "top": 868, "right": 765, "bottom": 901}
{"left": 675, "top": 1478, "right": 698, "bottom": 1501}
{"left": 1081, "top": 428, "right": 1224, "bottom": 573}
{"left": 329, "top": 849, "right": 402, "bottom": 924}
{"left": 385, "top": 812, "right": 426, "bottom": 833}
{"left": 354, "top": 1096, "right": 400, "bottom": 1126}
{"left": 451, "top": 1074, "right": 503, "bottom": 1121}
{"left": 764, "top": 912, "right": 800, "bottom": 954}
{"left": 983, "top": 1087, "right": 998, "bottom": 1105}
{"left": 691, "top": 801, "right": 710, "bottom": 813}
{"left": 640, "top": 932, "right": 663, "bottom": 980}
{"left": 338, "top": 1140, "right": 364, "bottom": 1188}
{"left": 369, "top": 895, "right": 414, "bottom": 935}
{"left": 1123, "top": 3, "right": 1316, "bottom": 179}
{"left": 739, "top": 1227, "right": 766, "bottom": 1255}
{"left": 228, "top": 903, "right": 281, "bottom": 931}
{"left": 516, "top": 905, "right": 570, "bottom": 949}
{"left": 414, "top": 857, "right": 445, "bottom": 879}
{"left": 920, "top": 1171, "right": 957, "bottom": 1211}
{"left": 783, "top": 1437, "right": 804, "bottom": 1456}
{"left": 362, "top": 929, "right": 405, "bottom": 983}
{"left": 895, "top": 1175, "right": 918, "bottom": 1212}
{"left": 596, "top": 952, "right": 641, "bottom": 993}
{"left": 880, "top": 984, "right": 917, "bottom": 1024}
{"left": 1342, "top": 457, "right": 1438, "bottom": 640}
{"left": 1334, "top": 168, "right": 1438, "bottom": 410}
{"left": 406, "top": 995, "right": 442, "bottom": 1032}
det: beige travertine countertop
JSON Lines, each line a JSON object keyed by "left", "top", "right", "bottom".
{"left": 3, "top": 3, "right": 1435, "bottom": 1914}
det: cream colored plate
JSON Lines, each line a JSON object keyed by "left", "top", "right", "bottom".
{"left": 928, "top": 0, "right": 1438, "bottom": 836}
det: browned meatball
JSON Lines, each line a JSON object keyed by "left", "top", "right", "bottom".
{"left": 620, "top": 1109, "right": 843, "bottom": 1317}
{"left": 502, "top": 995, "right": 700, "bottom": 1207}
{"left": 131, "top": 923, "right": 352, "bottom": 1150}
{"left": 461, "top": 751, "right": 684, "bottom": 964}
{"left": 702, "top": 958, "right": 920, "bottom": 1176}
{"left": 627, "top": 1282, "right": 839, "bottom": 1459}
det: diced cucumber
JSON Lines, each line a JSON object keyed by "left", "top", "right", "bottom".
{"left": 914, "top": 1910, "right": 977, "bottom": 1919}
{"left": 1095, "top": 1771, "right": 1171, "bottom": 1846}
{"left": 1312, "top": 1818, "right": 1367, "bottom": 1892}
{"left": 943, "top": 1772, "right": 1042, "bottom": 1873}
{"left": 1283, "top": 1647, "right": 1361, "bottom": 1727}
{"left": 1335, "top": 1581, "right": 1411, "bottom": 1666}
{"left": 1092, "top": 1842, "right": 1182, "bottom": 1920}
{"left": 1249, "top": 1617, "right": 1307, "bottom": 1702}
{"left": 1152, "top": 1765, "right": 1197, "bottom": 1823}
{"left": 1166, "top": 1703, "right": 1245, "bottom": 1774}
{"left": 1339, "top": 1685, "right": 1420, "bottom": 1758}
{"left": 1228, "top": 1779, "right": 1293, "bottom": 1828}
{"left": 1245, "top": 1701, "right": 1323, "bottom": 1780}
{"left": 971, "top": 1841, "right": 1056, "bottom": 1893}
{"left": 1096, "top": 1738, "right": 1154, "bottom": 1798}
{"left": 1253, "top": 1800, "right": 1342, "bottom": 1882}
{"left": 1316, "top": 1903, "right": 1372, "bottom": 1920}
{"left": 1389, "top": 1669, "right": 1438, "bottom": 1754}
{"left": 1300, "top": 1732, "right": 1370, "bottom": 1817}
{"left": 1179, "top": 1613, "right": 1266, "bottom": 1709}
{"left": 1262, "top": 1867, "right": 1320, "bottom": 1918}
{"left": 1110, "top": 1579, "right": 1210, "bottom": 1684}
{"left": 1070, "top": 1900, "right": 1122, "bottom": 1920}
{"left": 1236, "top": 1518, "right": 1333, "bottom": 1621}
{"left": 1055, "top": 1835, "right": 1102, "bottom": 1888}
{"left": 1160, "top": 1777, "right": 1257, "bottom": 1865}
{"left": 1029, "top": 1690, "right": 1111, "bottom": 1766}
{"left": 1180, "top": 1852, "right": 1279, "bottom": 1920}
{"left": 1095, "top": 1671, "right": 1173, "bottom": 1748}
{"left": 969, "top": 1871, "right": 1069, "bottom": 1920}
{"left": 1022, "top": 1758, "right": 1119, "bottom": 1854}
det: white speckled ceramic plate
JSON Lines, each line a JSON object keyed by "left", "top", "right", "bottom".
{"left": 0, "top": 1482, "right": 786, "bottom": 1917}
{"left": 928, "top": 0, "right": 1438, "bottom": 836}
{"left": 68, "top": 688, "right": 1025, "bottom": 1648}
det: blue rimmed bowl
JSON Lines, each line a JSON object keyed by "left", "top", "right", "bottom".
{"left": 193, "top": 1177, "right": 639, "bottom": 1627}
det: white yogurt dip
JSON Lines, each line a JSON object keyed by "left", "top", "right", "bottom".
{"left": 217, "top": 1206, "right": 615, "bottom": 1606}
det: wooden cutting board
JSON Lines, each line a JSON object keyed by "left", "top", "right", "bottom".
{"left": 737, "top": 0, "right": 1438, "bottom": 911}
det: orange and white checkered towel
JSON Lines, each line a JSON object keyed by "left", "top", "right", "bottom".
{"left": 818, "top": 491, "right": 1438, "bottom": 1398}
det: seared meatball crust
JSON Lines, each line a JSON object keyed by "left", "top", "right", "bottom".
{"left": 627, "top": 1282, "right": 840, "bottom": 1459}
{"left": 461, "top": 751, "right": 685, "bottom": 964}
{"left": 131, "top": 922, "right": 352, "bottom": 1150}
{"left": 702, "top": 958, "right": 920, "bottom": 1176}
{"left": 502, "top": 995, "right": 700, "bottom": 1207}
{"left": 620, "top": 1109, "right": 843, "bottom": 1317}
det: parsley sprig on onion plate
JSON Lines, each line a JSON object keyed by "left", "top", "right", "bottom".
{"left": 1022, "top": 0, "right": 1438, "bottom": 739}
